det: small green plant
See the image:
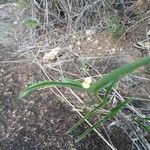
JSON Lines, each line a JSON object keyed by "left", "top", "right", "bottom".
{"left": 20, "top": 56, "right": 150, "bottom": 143}
{"left": 0, "top": 0, "right": 6, "bottom": 4}
{"left": 79, "top": 56, "right": 89, "bottom": 76}
{"left": 15, "top": 0, "right": 28, "bottom": 10}
{"left": 23, "top": 19, "right": 38, "bottom": 29}
{"left": 106, "top": 15, "right": 123, "bottom": 38}
{"left": 134, "top": 117, "right": 150, "bottom": 132}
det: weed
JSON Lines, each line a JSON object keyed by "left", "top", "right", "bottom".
{"left": 23, "top": 19, "right": 38, "bottom": 29}
{"left": 0, "top": 0, "right": 6, "bottom": 4}
{"left": 20, "top": 56, "right": 150, "bottom": 143}
{"left": 79, "top": 56, "right": 89, "bottom": 76}
{"left": 15, "top": 0, "right": 28, "bottom": 10}
{"left": 134, "top": 116, "right": 150, "bottom": 133}
{"left": 106, "top": 15, "right": 123, "bottom": 38}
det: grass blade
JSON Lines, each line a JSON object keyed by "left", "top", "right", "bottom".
{"left": 134, "top": 117, "right": 150, "bottom": 132}
{"left": 67, "top": 101, "right": 104, "bottom": 134}
{"left": 67, "top": 79, "right": 117, "bottom": 134}
{"left": 75, "top": 98, "right": 131, "bottom": 143}
{"left": 90, "top": 56, "right": 150, "bottom": 95}
{"left": 19, "top": 80, "right": 84, "bottom": 98}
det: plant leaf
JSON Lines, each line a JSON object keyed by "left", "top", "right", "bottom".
{"left": 19, "top": 80, "right": 84, "bottom": 98}
{"left": 67, "top": 100, "right": 104, "bottom": 134}
{"left": 75, "top": 98, "right": 131, "bottom": 143}
{"left": 145, "top": 117, "right": 150, "bottom": 121}
{"left": 67, "top": 79, "right": 117, "bottom": 134}
{"left": 134, "top": 117, "right": 150, "bottom": 132}
{"left": 90, "top": 56, "right": 150, "bottom": 95}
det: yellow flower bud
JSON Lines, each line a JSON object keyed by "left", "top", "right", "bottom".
{"left": 82, "top": 77, "right": 92, "bottom": 89}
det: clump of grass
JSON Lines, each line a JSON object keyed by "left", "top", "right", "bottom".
{"left": 79, "top": 56, "right": 89, "bottom": 76}
{"left": 23, "top": 19, "right": 38, "bottom": 29}
{"left": 106, "top": 15, "right": 123, "bottom": 38}
{"left": 20, "top": 56, "right": 150, "bottom": 143}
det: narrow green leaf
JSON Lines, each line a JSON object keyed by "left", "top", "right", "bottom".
{"left": 67, "top": 80, "right": 117, "bottom": 134}
{"left": 19, "top": 80, "right": 84, "bottom": 98}
{"left": 90, "top": 57, "right": 150, "bottom": 95}
{"left": 145, "top": 117, "right": 150, "bottom": 121}
{"left": 67, "top": 101, "right": 104, "bottom": 134}
{"left": 75, "top": 98, "right": 131, "bottom": 143}
{"left": 140, "top": 124, "right": 150, "bottom": 132}
{"left": 101, "top": 79, "right": 118, "bottom": 105}
{"left": 134, "top": 117, "right": 150, "bottom": 132}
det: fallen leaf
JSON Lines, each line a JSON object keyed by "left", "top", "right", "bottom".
{"left": 43, "top": 47, "right": 60, "bottom": 62}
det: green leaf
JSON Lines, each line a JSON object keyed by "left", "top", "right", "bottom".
{"left": 139, "top": 124, "right": 150, "bottom": 132}
{"left": 134, "top": 117, "right": 150, "bottom": 132}
{"left": 136, "top": 121, "right": 150, "bottom": 132}
{"left": 143, "top": 126, "right": 150, "bottom": 132}
{"left": 67, "top": 79, "right": 117, "bottom": 134}
{"left": 145, "top": 117, "right": 150, "bottom": 121}
{"left": 90, "top": 56, "right": 150, "bottom": 95}
{"left": 67, "top": 100, "right": 104, "bottom": 134}
{"left": 19, "top": 80, "right": 85, "bottom": 98}
{"left": 75, "top": 98, "right": 131, "bottom": 143}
